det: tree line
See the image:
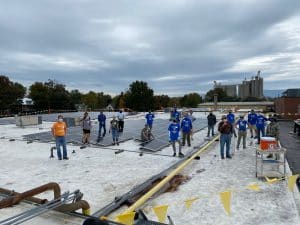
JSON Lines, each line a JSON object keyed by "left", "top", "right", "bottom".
{"left": 0, "top": 75, "right": 204, "bottom": 114}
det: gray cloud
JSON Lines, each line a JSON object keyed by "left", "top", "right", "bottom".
{"left": 1, "top": 0, "right": 300, "bottom": 96}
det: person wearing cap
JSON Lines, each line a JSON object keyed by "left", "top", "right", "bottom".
{"left": 236, "top": 115, "right": 248, "bottom": 149}
{"left": 207, "top": 111, "right": 217, "bottom": 137}
{"left": 81, "top": 112, "right": 92, "bottom": 144}
{"left": 248, "top": 109, "right": 257, "bottom": 138}
{"left": 168, "top": 119, "right": 184, "bottom": 157}
{"left": 227, "top": 110, "right": 237, "bottom": 137}
{"left": 218, "top": 115, "right": 233, "bottom": 159}
{"left": 181, "top": 112, "right": 193, "bottom": 147}
{"left": 109, "top": 115, "right": 119, "bottom": 145}
{"left": 141, "top": 124, "right": 154, "bottom": 143}
{"left": 145, "top": 110, "right": 155, "bottom": 130}
{"left": 51, "top": 115, "right": 68, "bottom": 160}
{"left": 266, "top": 117, "right": 280, "bottom": 159}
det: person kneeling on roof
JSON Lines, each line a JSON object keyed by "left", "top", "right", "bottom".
{"left": 141, "top": 124, "right": 154, "bottom": 144}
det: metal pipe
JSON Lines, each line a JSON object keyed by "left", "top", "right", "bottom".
{"left": 0, "top": 188, "right": 47, "bottom": 204}
{"left": 0, "top": 182, "right": 61, "bottom": 208}
{"left": 0, "top": 186, "right": 91, "bottom": 215}
{"left": 56, "top": 200, "right": 91, "bottom": 215}
{"left": 122, "top": 135, "right": 220, "bottom": 214}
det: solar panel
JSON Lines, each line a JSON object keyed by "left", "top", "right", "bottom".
{"left": 22, "top": 117, "right": 208, "bottom": 152}
{"left": 0, "top": 118, "right": 16, "bottom": 125}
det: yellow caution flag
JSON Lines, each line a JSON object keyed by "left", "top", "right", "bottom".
{"left": 265, "top": 176, "right": 279, "bottom": 184}
{"left": 115, "top": 211, "right": 135, "bottom": 225}
{"left": 247, "top": 183, "right": 261, "bottom": 191}
{"left": 153, "top": 205, "right": 169, "bottom": 223}
{"left": 220, "top": 191, "right": 231, "bottom": 216}
{"left": 288, "top": 174, "right": 299, "bottom": 192}
{"left": 184, "top": 197, "right": 199, "bottom": 210}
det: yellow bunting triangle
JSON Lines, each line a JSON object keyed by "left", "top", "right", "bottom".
{"left": 115, "top": 211, "right": 135, "bottom": 225}
{"left": 153, "top": 205, "right": 169, "bottom": 223}
{"left": 220, "top": 191, "right": 231, "bottom": 216}
{"left": 265, "top": 176, "right": 279, "bottom": 184}
{"left": 247, "top": 183, "right": 261, "bottom": 191}
{"left": 184, "top": 197, "right": 199, "bottom": 210}
{"left": 288, "top": 174, "right": 299, "bottom": 192}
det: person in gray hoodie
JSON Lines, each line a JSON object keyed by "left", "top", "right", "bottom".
{"left": 82, "top": 112, "right": 92, "bottom": 144}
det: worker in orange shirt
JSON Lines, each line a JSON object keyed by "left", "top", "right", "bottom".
{"left": 51, "top": 115, "right": 68, "bottom": 160}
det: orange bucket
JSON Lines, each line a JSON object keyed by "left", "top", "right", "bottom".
{"left": 260, "top": 137, "right": 277, "bottom": 150}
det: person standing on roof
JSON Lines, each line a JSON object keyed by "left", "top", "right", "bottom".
{"left": 170, "top": 107, "right": 180, "bottom": 122}
{"left": 117, "top": 110, "right": 125, "bottom": 132}
{"left": 81, "top": 112, "right": 92, "bottom": 144}
{"left": 97, "top": 111, "right": 106, "bottom": 139}
{"left": 256, "top": 112, "right": 267, "bottom": 145}
{"left": 218, "top": 115, "right": 233, "bottom": 159}
{"left": 207, "top": 111, "right": 217, "bottom": 137}
{"left": 188, "top": 110, "right": 196, "bottom": 140}
{"left": 227, "top": 110, "right": 237, "bottom": 137}
{"left": 266, "top": 116, "right": 280, "bottom": 159}
{"left": 51, "top": 115, "right": 68, "bottom": 160}
{"left": 248, "top": 109, "right": 257, "bottom": 138}
{"left": 168, "top": 119, "right": 184, "bottom": 157}
{"left": 181, "top": 112, "right": 193, "bottom": 147}
{"left": 145, "top": 110, "right": 155, "bottom": 130}
{"left": 236, "top": 115, "right": 248, "bottom": 149}
{"left": 109, "top": 115, "right": 119, "bottom": 145}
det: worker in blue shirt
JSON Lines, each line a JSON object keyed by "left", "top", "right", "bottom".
{"left": 247, "top": 109, "right": 257, "bottom": 138}
{"left": 181, "top": 113, "right": 193, "bottom": 147}
{"left": 170, "top": 108, "right": 180, "bottom": 122}
{"left": 227, "top": 110, "right": 237, "bottom": 137}
{"left": 97, "top": 111, "right": 106, "bottom": 140}
{"left": 168, "top": 120, "right": 184, "bottom": 157}
{"left": 145, "top": 111, "right": 155, "bottom": 129}
{"left": 236, "top": 115, "right": 248, "bottom": 149}
{"left": 256, "top": 112, "right": 267, "bottom": 144}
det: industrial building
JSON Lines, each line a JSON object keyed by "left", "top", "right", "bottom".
{"left": 214, "top": 71, "right": 264, "bottom": 100}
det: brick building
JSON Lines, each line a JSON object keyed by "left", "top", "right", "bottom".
{"left": 274, "top": 89, "right": 300, "bottom": 119}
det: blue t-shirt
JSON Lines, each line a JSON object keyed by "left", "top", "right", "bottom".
{"left": 168, "top": 123, "right": 180, "bottom": 141}
{"left": 236, "top": 119, "right": 247, "bottom": 131}
{"left": 227, "top": 113, "right": 235, "bottom": 124}
{"left": 98, "top": 114, "right": 106, "bottom": 125}
{"left": 256, "top": 115, "right": 267, "bottom": 129}
{"left": 145, "top": 113, "right": 155, "bottom": 125}
{"left": 171, "top": 111, "right": 180, "bottom": 122}
{"left": 248, "top": 113, "right": 257, "bottom": 125}
{"left": 181, "top": 117, "right": 192, "bottom": 133}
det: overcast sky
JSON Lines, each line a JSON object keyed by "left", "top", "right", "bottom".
{"left": 1, "top": 0, "right": 300, "bottom": 96}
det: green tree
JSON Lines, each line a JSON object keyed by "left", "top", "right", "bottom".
{"left": 205, "top": 88, "right": 228, "bottom": 102}
{"left": 69, "top": 89, "right": 83, "bottom": 105}
{"left": 82, "top": 91, "right": 98, "bottom": 110}
{"left": 180, "top": 92, "right": 202, "bottom": 107}
{"left": 0, "top": 75, "right": 26, "bottom": 112}
{"left": 124, "top": 81, "right": 154, "bottom": 111}
{"left": 96, "top": 92, "right": 112, "bottom": 109}
{"left": 29, "top": 79, "right": 71, "bottom": 111}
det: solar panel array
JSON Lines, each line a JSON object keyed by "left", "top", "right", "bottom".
{"left": 22, "top": 118, "right": 207, "bottom": 152}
